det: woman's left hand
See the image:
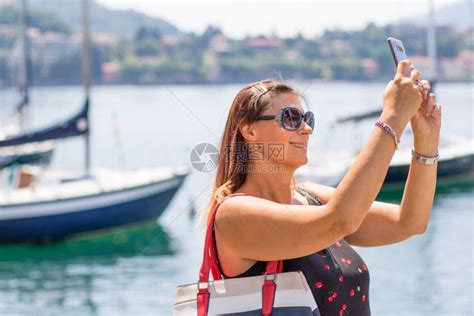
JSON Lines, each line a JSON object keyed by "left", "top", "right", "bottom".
{"left": 410, "top": 80, "right": 442, "bottom": 156}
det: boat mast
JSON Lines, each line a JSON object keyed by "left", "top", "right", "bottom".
{"left": 17, "top": 0, "right": 31, "bottom": 129}
{"left": 81, "top": 0, "right": 91, "bottom": 177}
{"left": 427, "top": 0, "right": 437, "bottom": 89}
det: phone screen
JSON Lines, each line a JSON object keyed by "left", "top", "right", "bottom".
{"left": 387, "top": 37, "right": 408, "bottom": 66}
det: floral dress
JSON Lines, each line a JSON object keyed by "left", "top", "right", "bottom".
{"left": 216, "top": 188, "right": 371, "bottom": 316}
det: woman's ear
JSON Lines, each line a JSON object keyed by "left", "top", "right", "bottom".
{"left": 239, "top": 123, "right": 258, "bottom": 141}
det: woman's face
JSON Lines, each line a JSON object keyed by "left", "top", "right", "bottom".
{"left": 251, "top": 92, "right": 313, "bottom": 168}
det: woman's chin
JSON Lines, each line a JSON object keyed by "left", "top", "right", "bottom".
{"left": 283, "top": 157, "right": 308, "bottom": 169}
{"left": 297, "top": 158, "right": 308, "bottom": 167}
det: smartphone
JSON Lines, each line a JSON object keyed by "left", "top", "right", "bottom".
{"left": 387, "top": 37, "right": 408, "bottom": 66}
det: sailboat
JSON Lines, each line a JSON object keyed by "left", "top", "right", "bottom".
{"left": 297, "top": 0, "right": 474, "bottom": 196}
{"left": 0, "top": 0, "right": 188, "bottom": 244}
{"left": 0, "top": 0, "right": 55, "bottom": 170}
{"left": 298, "top": 111, "right": 474, "bottom": 194}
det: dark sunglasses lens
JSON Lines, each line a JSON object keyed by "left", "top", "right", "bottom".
{"left": 304, "top": 111, "right": 315, "bottom": 130}
{"left": 282, "top": 108, "right": 302, "bottom": 130}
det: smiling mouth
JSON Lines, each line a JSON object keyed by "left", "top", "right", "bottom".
{"left": 289, "top": 142, "right": 307, "bottom": 149}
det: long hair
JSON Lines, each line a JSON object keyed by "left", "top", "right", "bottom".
{"left": 204, "top": 79, "right": 300, "bottom": 224}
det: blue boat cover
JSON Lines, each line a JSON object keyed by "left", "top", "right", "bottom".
{"left": 0, "top": 99, "right": 89, "bottom": 148}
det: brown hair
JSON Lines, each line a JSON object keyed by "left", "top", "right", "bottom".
{"left": 205, "top": 79, "right": 300, "bottom": 224}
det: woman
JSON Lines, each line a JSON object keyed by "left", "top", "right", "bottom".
{"left": 207, "top": 60, "right": 441, "bottom": 315}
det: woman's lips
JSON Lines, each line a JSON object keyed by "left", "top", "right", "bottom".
{"left": 289, "top": 142, "right": 307, "bottom": 149}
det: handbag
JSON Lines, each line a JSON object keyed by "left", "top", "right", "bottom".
{"left": 174, "top": 193, "right": 320, "bottom": 315}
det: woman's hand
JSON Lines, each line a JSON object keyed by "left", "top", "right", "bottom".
{"left": 410, "top": 80, "right": 442, "bottom": 156}
{"left": 380, "top": 60, "right": 424, "bottom": 134}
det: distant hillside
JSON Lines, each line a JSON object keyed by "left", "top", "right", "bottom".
{"left": 27, "top": 0, "right": 184, "bottom": 38}
{"left": 0, "top": 4, "right": 71, "bottom": 33}
{"left": 398, "top": 1, "right": 473, "bottom": 29}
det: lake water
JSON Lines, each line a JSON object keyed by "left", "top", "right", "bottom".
{"left": 0, "top": 82, "right": 472, "bottom": 315}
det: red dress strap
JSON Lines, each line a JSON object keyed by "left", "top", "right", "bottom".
{"left": 225, "top": 193, "right": 253, "bottom": 198}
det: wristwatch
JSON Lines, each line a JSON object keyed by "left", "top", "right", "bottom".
{"left": 411, "top": 149, "right": 439, "bottom": 165}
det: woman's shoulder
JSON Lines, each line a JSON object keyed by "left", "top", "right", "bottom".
{"left": 215, "top": 193, "right": 276, "bottom": 224}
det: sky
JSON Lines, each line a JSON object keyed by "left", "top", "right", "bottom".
{"left": 96, "top": 0, "right": 459, "bottom": 38}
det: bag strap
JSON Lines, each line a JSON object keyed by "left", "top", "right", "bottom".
{"left": 199, "top": 193, "right": 283, "bottom": 284}
{"left": 197, "top": 193, "right": 284, "bottom": 316}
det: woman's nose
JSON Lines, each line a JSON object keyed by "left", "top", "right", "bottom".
{"left": 298, "top": 121, "right": 313, "bottom": 135}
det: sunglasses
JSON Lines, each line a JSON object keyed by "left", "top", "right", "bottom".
{"left": 256, "top": 107, "right": 315, "bottom": 131}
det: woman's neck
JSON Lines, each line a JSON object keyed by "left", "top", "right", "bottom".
{"left": 236, "top": 164, "right": 295, "bottom": 204}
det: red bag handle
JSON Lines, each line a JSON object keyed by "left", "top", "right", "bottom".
{"left": 197, "top": 193, "right": 283, "bottom": 316}
{"left": 198, "top": 193, "right": 283, "bottom": 283}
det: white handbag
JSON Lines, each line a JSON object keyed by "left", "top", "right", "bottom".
{"left": 174, "top": 193, "right": 320, "bottom": 315}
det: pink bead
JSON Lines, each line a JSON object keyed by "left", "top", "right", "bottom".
{"left": 315, "top": 281, "right": 323, "bottom": 288}
{"left": 339, "top": 275, "right": 344, "bottom": 282}
{"left": 332, "top": 292, "right": 337, "bottom": 298}
{"left": 362, "top": 295, "right": 366, "bottom": 302}
{"left": 349, "top": 289, "right": 355, "bottom": 296}
{"left": 328, "top": 296, "right": 334, "bottom": 302}
{"left": 324, "top": 264, "right": 330, "bottom": 270}
{"left": 342, "top": 304, "right": 347, "bottom": 310}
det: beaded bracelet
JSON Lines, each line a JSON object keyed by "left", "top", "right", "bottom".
{"left": 375, "top": 120, "right": 400, "bottom": 149}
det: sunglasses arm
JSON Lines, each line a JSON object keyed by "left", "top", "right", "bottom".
{"left": 255, "top": 115, "right": 277, "bottom": 121}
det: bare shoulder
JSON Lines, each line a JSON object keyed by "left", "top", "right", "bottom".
{"left": 214, "top": 191, "right": 347, "bottom": 262}
{"left": 216, "top": 195, "right": 270, "bottom": 222}
{"left": 296, "top": 181, "right": 336, "bottom": 204}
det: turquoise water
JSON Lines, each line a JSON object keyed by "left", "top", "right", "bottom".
{"left": 0, "top": 82, "right": 472, "bottom": 315}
